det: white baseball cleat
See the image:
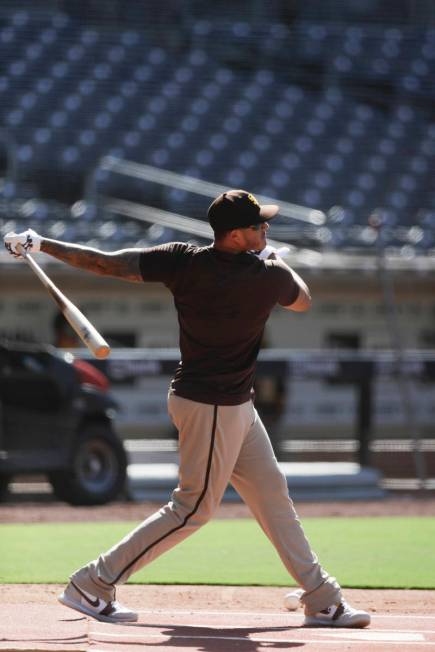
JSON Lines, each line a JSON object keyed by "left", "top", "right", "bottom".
{"left": 304, "top": 600, "right": 371, "bottom": 628}
{"left": 58, "top": 581, "right": 138, "bottom": 623}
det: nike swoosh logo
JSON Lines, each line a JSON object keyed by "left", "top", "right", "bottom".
{"left": 71, "top": 581, "right": 103, "bottom": 609}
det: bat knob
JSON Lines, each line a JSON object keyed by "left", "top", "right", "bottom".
{"left": 95, "top": 345, "right": 111, "bottom": 359}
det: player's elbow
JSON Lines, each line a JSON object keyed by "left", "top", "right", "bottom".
{"left": 285, "top": 288, "right": 312, "bottom": 312}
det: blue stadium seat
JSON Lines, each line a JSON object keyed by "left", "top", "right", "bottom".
{"left": 0, "top": 8, "right": 432, "bottom": 253}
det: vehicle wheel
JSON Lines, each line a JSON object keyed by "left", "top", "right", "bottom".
{"left": 49, "top": 424, "right": 127, "bottom": 506}
{"left": 0, "top": 474, "right": 10, "bottom": 501}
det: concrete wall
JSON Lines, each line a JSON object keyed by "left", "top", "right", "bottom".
{"left": 2, "top": 259, "right": 435, "bottom": 351}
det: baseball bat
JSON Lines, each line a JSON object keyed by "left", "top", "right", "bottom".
{"left": 17, "top": 244, "right": 111, "bottom": 359}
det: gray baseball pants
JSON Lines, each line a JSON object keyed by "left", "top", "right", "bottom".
{"left": 71, "top": 394, "right": 342, "bottom": 615}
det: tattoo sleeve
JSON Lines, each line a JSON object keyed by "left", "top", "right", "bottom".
{"left": 41, "top": 238, "right": 143, "bottom": 282}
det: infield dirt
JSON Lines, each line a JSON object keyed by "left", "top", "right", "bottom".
{"left": 2, "top": 583, "right": 435, "bottom": 615}
{"left": 1, "top": 495, "right": 435, "bottom": 523}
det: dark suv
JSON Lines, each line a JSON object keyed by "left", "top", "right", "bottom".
{"left": 0, "top": 340, "right": 127, "bottom": 505}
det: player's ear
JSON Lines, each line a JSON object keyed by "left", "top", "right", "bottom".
{"left": 230, "top": 228, "right": 243, "bottom": 246}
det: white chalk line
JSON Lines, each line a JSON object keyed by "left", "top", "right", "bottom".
{"left": 90, "top": 623, "right": 435, "bottom": 646}
{"left": 97, "top": 625, "right": 435, "bottom": 636}
{"left": 134, "top": 607, "right": 435, "bottom": 622}
{"left": 87, "top": 609, "right": 435, "bottom": 648}
{"left": 89, "top": 631, "right": 433, "bottom": 646}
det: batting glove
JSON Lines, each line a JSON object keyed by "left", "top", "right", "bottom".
{"left": 254, "top": 244, "right": 290, "bottom": 260}
{"left": 4, "top": 228, "right": 42, "bottom": 257}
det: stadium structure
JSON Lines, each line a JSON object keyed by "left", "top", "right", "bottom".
{"left": 0, "top": 0, "right": 434, "bottom": 492}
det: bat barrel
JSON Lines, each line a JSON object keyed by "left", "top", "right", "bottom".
{"left": 17, "top": 244, "right": 111, "bottom": 359}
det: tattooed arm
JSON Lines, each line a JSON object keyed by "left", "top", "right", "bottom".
{"left": 41, "top": 238, "right": 143, "bottom": 282}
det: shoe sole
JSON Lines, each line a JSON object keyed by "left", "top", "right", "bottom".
{"left": 304, "top": 616, "right": 371, "bottom": 629}
{"left": 58, "top": 592, "right": 138, "bottom": 623}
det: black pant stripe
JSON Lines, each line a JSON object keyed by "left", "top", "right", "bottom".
{"left": 112, "top": 404, "right": 219, "bottom": 585}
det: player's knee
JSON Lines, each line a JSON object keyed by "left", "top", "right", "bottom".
{"left": 169, "top": 492, "right": 218, "bottom": 527}
{"left": 191, "top": 499, "right": 218, "bottom": 527}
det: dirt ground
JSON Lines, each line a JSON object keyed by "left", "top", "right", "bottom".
{"left": 1, "top": 494, "right": 435, "bottom": 523}
{"left": 2, "top": 583, "right": 435, "bottom": 616}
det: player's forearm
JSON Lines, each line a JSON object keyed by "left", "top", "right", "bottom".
{"left": 41, "top": 238, "right": 143, "bottom": 282}
{"left": 287, "top": 267, "right": 312, "bottom": 312}
{"left": 291, "top": 267, "right": 311, "bottom": 298}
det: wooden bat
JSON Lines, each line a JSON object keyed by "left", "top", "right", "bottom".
{"left": 17, "top": 244, "right": 111, "bottom": 359}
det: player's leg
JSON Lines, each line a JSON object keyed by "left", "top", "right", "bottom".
{"left": 66, "top": 396, "right": 253, "bottom": 602}
{"left": 229, "top": 406, "right": 342, "bottom": 615}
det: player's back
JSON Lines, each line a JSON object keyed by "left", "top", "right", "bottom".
{"left": 166, "top": 244, "right": 294, "bottom": 405}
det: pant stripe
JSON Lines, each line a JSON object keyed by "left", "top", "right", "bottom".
{"left": 112, "top": 404, "right": 218, "bottom": 584}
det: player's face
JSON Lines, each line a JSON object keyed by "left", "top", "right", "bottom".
{"left": 238, "top": 221, "right": 269, "bottom": 250}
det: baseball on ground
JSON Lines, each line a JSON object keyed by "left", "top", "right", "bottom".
{"left": 283, "top": 588, "right": 304, "bottom": 611}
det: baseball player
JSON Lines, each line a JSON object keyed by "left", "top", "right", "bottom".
{"left": 4, "top": 189, "right": 370, "bottom": 628}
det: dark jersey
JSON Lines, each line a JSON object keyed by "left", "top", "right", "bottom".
{"left": 139, "top": 243, "right": 299, "bottom": 405}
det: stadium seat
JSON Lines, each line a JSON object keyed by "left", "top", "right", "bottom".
{"left": 0, "top": 7, "right": 432, "bottom": 253}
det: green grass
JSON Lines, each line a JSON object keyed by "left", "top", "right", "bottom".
{"left": 1, "top": 517, "right": 434, "bottom": 588}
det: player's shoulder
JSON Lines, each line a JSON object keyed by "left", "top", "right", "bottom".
{"left": 140, "top": 242, "right": 196, "bottom": 260}
{"left": 264, "top": 256, "right": 292, "bottom": 276}
{"left": 161, "top": 242, "right": 208, "bottom": 256}
{"left": 152, "top": 242, "right": 213, "bottom": 268}
{"left": 172, "top": 243, "right": 215, "bottom": 262}
{"left": 138, "top": 241, "right": 202, "bottom": 284}
{"left": 156, "top": 241, "right": 191, "bottom": 254}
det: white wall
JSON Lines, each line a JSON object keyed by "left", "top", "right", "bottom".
{"left": 1, "top": 263, "right": 435, "bottom": 350}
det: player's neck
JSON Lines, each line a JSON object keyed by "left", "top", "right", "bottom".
{"left": 213, "top": 241, "right": 246, "bottom": 254}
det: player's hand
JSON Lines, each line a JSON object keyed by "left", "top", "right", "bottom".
{"left": 255, "top": 244, "right": 290, "bottom": 260}
{"left": 4, "top": 228, "right": 42, "bottom": 257}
